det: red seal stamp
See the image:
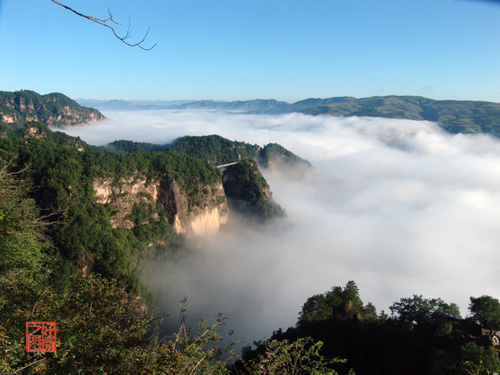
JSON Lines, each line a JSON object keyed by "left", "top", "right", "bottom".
{"left": 26, "top": 322, "right": 57, "bottom": 352}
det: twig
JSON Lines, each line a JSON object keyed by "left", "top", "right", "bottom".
{"left": 50, "top": 0, "right": 157, "bottom": 50}
{"left": 31, "top": 285, "right": 52, "bottom": 316}
{"left": 5, "top": 358, "right": 46, "bottom": 375}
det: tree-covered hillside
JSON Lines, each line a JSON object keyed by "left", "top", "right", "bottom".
{"left": 0, "top": 90, "right": 104, "bottom": 128}
{"left": 105, "top": 135, "right": 312, "bottom": 172}
{"left": 258, "top": 143, "right": 312, "bottom": 170}
{"left": 2, "top": 121, "right": 90, "bottom": 150}
{"left": 0, "top": 123, "right": 224, "bottom": 292}
{"left": 104, "top": 139, "right": 168, "bottom": 154}
{"left": 0, "top": 161, "right": 242, "bottom": 374}
{"left": 162, "top": 96, "right": 500, "bottom": 137}
{"left": 169, "top": 135, "right": 312, "bottom": 170}
{"left": 169, "top": 135, "right": 260, "bottom": 165}
{"left": 0, "top": 120, "right": 291, "bottom": 374}
{"left": 222, "top": 159, "right": 285, "bottom": 220}
{"left": 0, "top": 121, "right": 292, "bottom": 292}
{"left": 240, "top": 282, "right": 500, "bottom": 375}
{"left": 301, "top": 96, "right": 500, "bottom": 136}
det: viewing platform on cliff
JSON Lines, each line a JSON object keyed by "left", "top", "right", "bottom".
{"left": 216, "top": 161, "right": 240, "bottom": 170}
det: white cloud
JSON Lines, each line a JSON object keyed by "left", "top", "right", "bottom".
{"left": 62, "top": 111, "right": 500, "bottom": 345}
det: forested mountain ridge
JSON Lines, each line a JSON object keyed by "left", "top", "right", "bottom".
{"left": 160, "top": 96, "right": 500, "bottom": 137}
{"left": 104, "top": 136, "right": 293, "bottom": 220}
{"left": 0, "top": 90, "right": 104, "bottom": 128}
{"left": 0, "top": 119, "right": 287, "bottom": 372}
{"left": 0, "top": 121, "right": 290, "bottom": 289}
{"left": 104, "top": 135, "right": 308, "bottom": 219}
{"left": 299, "top": 96, "right": 500, "bottom": 136}
{"left": 86, "top": 94, "right": 500, "bottom": 137}
{"left": 0, "top": 131, "right": 220, "bottom": 289}
{"left": 107, "top": 134, "right": 312, "bottom": 170}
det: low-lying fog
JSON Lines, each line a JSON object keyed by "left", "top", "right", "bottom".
{"left": 62, "top": 110, "right": 500, "bottom": 345}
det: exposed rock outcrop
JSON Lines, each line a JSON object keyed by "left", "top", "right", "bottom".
{"left": 93, "top": 175, "right": 228, "bottom": 236}
{"left": 0, "top": 90, "right": 105, "bottom": 128}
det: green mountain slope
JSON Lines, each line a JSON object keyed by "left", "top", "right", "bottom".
{"left": 168, "top": 135, "right": 260, "bottom": 165}
{"left": 0, "top": 90, "right": 105, "bottom": 128}
{"left": 0, "top": 125, "right": 224, "bottom": 290}
{"left": 103, "top": 135, "right": 297, "bottom": 220}
{"left": 105, "top": 134, "right": 312, "bottom": 171}
{"left": 222, "top": 159, "right": 285, "bottom": 220}
{"left": 301, "top": 95, "right": 500, "bottom": 135}
{"left": 165, "top": 96, "right": 500, "bottom": 137}
{"left": 1, "top": 121, "right": 91, "bottom": 150}
{"left": 0, "top": 123, "right": 293, "bottom": 290}
{"left": 168, "top": 134, "right": 312, "bottom": 169}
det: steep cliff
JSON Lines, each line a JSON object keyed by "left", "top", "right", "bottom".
{"left": 222, "top": 159, "right": 285, "bottom": 220}
{"left": 0, "top": 90, "right": 104, "bottom": 128}
{"left": 93, "top": 174, "right": 228, "bottom": 236}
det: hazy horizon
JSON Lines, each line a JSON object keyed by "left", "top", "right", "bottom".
{"left": 75, "top": 94, "right": 500, "bottom": 106}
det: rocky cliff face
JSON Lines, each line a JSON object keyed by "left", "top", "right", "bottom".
{"left": 0, "top": 90, "right": 105, "bottom": 128}
{"left": 93, "top": 174, "right": 228, "bottom": 236}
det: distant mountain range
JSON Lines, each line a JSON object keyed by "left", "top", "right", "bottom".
{"left": 75, "top": 99, "right": 193, "bottom": 111}
{"left": 78, "top": 95, "right": 500, "bottom": 136}
{"left": 2, "top": 90, "right": 500, "bottom": 137}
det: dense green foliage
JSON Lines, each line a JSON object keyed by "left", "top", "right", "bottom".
{"left": 298, "top": 281, "right": 377, "bottom": 325}
{"left": 469, "top": 296, "right": 500, "bottom": 331}
{"left": 389, "top": 295, "right": 462, "bottom": 327}
{"left": 0, "top": 90, "right": 104, "bottom": 128}
{"left": 169, "top": 135, "right": 260, "bottom": 166}
{"left": 0, "top": 155, "right": 50, "bottom": 331}
{"left": 168, "top": 135, "right": 311, "bottom": 171}
{"left": 222, "top": 159, "right": 285, "bottom": 220}
{"left": 2, "top": 152, "right": 500, "bottom": 374}
{"left": 257, "top": 143, "right": 312, "bottom": 169}
{"left": 240, "top": 337, "right": 349, "bottom": 375}
{"left": 104, "top": 140, "right": 168, "bottom": 154}
{"left": 104, "top": 135, "right": 311, "bottom": 177}
{"left": 0, "top": 149, "right": 252, "bottom": 374}
{"left": 8, "top": 121, "right": 91, "bottom": 150}
{"left": 0, "top": 128, "right": 221, "bottom": 292}
{"left": 239, "top": 282, "right": 500, "bottom": 375}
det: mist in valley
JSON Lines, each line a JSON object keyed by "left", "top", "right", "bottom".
{"left": 62, "top": 111, "right": 500, "bottom": 345}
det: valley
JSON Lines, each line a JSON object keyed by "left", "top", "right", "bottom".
{"left": 2, "top": 90, "right": 500, "bottom": 374}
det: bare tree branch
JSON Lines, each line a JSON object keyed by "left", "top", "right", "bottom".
{"left": 51, "top": 0, "right": 157, "bottom": 51}
{"left": 4, "top": 358, "right": 46, "bottom": 375}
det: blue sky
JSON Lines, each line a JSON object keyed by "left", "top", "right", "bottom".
{"left": 1, "top": 0, "right": 500, "bottom": 102}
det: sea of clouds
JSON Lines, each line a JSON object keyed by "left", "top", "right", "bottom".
{"left": 62, "top": 110, "right": 500, "bottom": 345}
